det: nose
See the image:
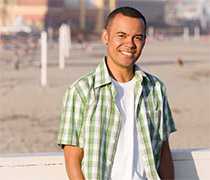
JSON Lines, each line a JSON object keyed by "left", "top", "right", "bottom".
{"left": 124, "top": 37, "right": 136, "bottom": 49}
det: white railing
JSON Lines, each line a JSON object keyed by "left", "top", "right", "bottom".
{"left": 0, "top": 149, "right": 209, "bottom": 180}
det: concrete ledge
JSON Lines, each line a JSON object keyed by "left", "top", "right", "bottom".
{"left": 0, "top": 152, "right": 67, "bottom": 180}
{"left": 172, "top": 149, "right": 210, "bottom": 179}
{"left": 0, "top": 149, "right": 210, "bottom": 180}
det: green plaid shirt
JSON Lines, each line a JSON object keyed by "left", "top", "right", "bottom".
{"left": 57, "top": 59, "right": 176, "bottom": 180}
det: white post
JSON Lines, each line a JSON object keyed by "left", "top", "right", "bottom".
{"left": 59, "top": 24, "right": 65, "bottom": 69}
{"left": 41, "top": 31, "right": 47, "bottom": 87}
{"left": 183, "top": 27, "right": 190, "bottom": 41}
{"left": 64, "top": 24, "right": 70, "bottom": 58}
{"left": 194, "top": 26, "right": 200, "bottom": 40}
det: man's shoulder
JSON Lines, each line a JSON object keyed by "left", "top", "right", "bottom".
{"left": 68, "top": 69, "right": 96, "bottom": 92}
{"left": 63, "top": 70, "right": 97, "bottom": 104}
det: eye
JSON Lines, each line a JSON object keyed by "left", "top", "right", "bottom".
{"left": 134, "top": 35, "right": 145, "bottom": 41}
{"left": 117, "top": 33, "right": 126, "bottom": 38}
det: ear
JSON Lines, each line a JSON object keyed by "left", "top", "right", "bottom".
{"left": 101, "top": 29, "right": 109, "bottom": 45}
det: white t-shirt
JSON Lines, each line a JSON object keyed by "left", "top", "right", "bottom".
{"left": 111, "top": 78, "right": 146, "bottom": 180}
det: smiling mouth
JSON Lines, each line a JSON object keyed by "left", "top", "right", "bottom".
{"left": 120, "top": 50, "right": 135, "bottom": 57}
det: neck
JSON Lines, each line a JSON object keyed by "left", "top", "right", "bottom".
{"left": 106, "top": 58, "right": 134, "bottom": 83}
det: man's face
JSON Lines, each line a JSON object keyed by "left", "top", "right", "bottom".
{"left": 102, "top": 13, "right": 146, "bottom": 70}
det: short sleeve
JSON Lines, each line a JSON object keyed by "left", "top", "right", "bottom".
{"left": 161, "top": 87, "right": 176, "bottom": 141}
{"left": 57, "top": 86, "right": 85, "bottom": 148}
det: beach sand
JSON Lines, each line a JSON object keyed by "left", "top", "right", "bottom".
{"left": 0, "top": 38, "right": 210, "bottom": 153}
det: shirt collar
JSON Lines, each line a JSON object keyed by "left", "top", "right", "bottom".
{"left": 94, "top": 57, "right": 147, "bottom": 89}
{"left": 94, "top": 58, "right": 112, "bottom": 89}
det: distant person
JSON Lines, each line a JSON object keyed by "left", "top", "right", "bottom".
{"left": 57, "top": 6, "right": 176, "bottom": 180}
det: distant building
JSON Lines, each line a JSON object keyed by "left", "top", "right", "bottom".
{"left": 165, "top": 0, "right": 210, "bottom": 32}
{"left": 0, "top": 0, "right": 64, "bottom": 29}
{"left": 5, "top": 0, "right": 209, "bottom": 34}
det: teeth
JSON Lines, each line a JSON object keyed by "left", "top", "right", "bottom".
{"left": 121, "top": 51, "right": 133, "bottom": 56}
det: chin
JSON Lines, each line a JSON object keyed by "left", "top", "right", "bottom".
{"left": 122, "top": 57, "right": 137, "bottom": 65}
{"left": 120, "top": 61, "right": 135, "bottom": 68}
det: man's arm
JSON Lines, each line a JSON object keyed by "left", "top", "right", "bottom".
{"left": 159, "top": 140, "right": 174, "bottom": 180}
{"left": 64, "top": 145, "right": 85, "bottom": 180}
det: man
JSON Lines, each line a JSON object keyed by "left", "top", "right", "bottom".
{"left": 57, "top": 6, "right": 176, "bottom": 180}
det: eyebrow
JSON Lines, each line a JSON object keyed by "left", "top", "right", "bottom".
{"left": 116, "top": 32, "right": 145, "bottom": 38}
{"left": 116, "top": 32, "right": 126, "bottom": 35}
{"left": 135, "top": 33, "right": 145, "bottom": 37}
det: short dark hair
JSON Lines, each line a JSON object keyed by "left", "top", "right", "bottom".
{"left": 104, "top": 6, "right": 147, "bottom": 32}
